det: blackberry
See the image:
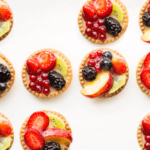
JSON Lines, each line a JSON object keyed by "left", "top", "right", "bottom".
{"left": 82, "top": 66, "right": 97, "bottom": 81}
{"left": 142, "top": 12, "right": 150, "bottom": 27}
{"left": 42, "top": 142, "right": 61, "bottom": 150}
{"left": 0, "top": 64, "right": 11, "bottom": 82}
{"left": 48, "top": 71, "right": 66, "bottom": 91}
{"left": 104, "top": 17, "right": 122, "bottom": 37}
{"left": 102, "top": 51, "right": 112, "bottom": 59}
{"left": 100, "top": 58, "right": 112, "bottom": 71}
{"left": 0, "top": 83, "right": 7, "bottom": 92}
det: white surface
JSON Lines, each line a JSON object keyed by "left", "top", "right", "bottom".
{"left": 0, "top": 0, "right": 149, "bottom": 149}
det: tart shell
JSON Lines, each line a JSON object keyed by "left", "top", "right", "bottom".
{"left": 20, "top": 110, "right": 72, "bottom": 150}
{"left": 78, "top": 0, "right": 129, "bottom": 44}
{"left": 0, "top": 113, "right": 14, "bottom": 150}
{"left": 21, "top": 48, "right": 73, "bottom": 98}
{"left": 79, "top": 48, "right": 129, "bottom": 98}
{"left": 0, "top": 53, "right": 15, "bottom": 98}
{"left": 0, "top": 0, "right": 13, "bottom": 41}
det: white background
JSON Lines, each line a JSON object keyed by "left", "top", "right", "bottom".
{"left": 0, "top": 0, "right": 149, "bottom": 149}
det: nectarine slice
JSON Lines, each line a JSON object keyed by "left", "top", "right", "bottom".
{"left": 141, "top": 29, "right": 150, "bottom": 43}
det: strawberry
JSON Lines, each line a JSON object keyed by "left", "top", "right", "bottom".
{"left": 0, "top": 120, "right": 12, "bottom": 136}
{"left": 26, "top": 58, "right": 38, "bottom": 75}
{"left": 36, "top": 51, "right": 56, "bottom": 72}
{"left": 93, "top": 0, "right": 112, "bottom": 18}
{"left": 144, "top": 52, "right": 150, "bottom": 68}
{"left": 24, "top": 128, "right": 45, "bottom": 150}
{"left": 112, "top": 58, "right": 127, "bottom": 75}
{"left": 27, "top": 111, "right": 49, "bottom": 131}
{"left": 141, "top": 68, "right": 150, "bottom": 89}
{"left": 83, "top": 4, "right": 95, "bottom": 21}
{"left": 0, "top": 4, "right": 11, "bottom": 21}
{"left": 142, "top": 118, "right": 150, "bottom": 135}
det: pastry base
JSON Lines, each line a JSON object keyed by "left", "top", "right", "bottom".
{"left": 78, "top": 0, "right": 129, "bottom": 44}
{"left": 0, "top": 53, "right": 15, "bottom": 98}
{"left": 79, "top": 48, "right": 129, "bottom": 98}
{"left": 0, "top": 113, "right": 14, "bottom": 150}
{"left": 20, "top": 110, "right": 72, "bottom": 150}
{"left": 0, "top": 0, "right": 13, "bottom": 41}
{"left": 21, "top": 48, "right": 73, "bottom": 98}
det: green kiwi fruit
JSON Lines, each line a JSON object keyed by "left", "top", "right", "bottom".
{"left": 0, "top": 21, "right": 10, "bottom": 37}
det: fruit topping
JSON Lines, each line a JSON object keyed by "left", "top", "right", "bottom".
{"left": 112, "top": 58, "right": 126, "bottom": 74}
{"left": 92, "top": 0, "right": 112, "bottom": 18}
{"left": 142, "top": 118, "right": 150, "bottom": 135}
{"left": 26, "top": 58, "right": 38, "bottom": 75}
{"left": 85, "top": 28, "right": 92, "bottom": 36}
{"left": 99, "top": 34, "right": 106, "bottom": 41}
{"left": 141, "top": 68, "right": 150, "bottom": 89}
{"left": 0, "top": 21, "right": 10, "bottom": 38}
{"left": 36, "top": 51, "right": 56, "bottom": 72}
{"left": 98, "top": 19, "right": 105, "bottom": 26}
{"left": 143, "top": 12, "right": 150, "bottom": 27}
{"left": 96, "top": 50, "right": 103, "bottom": 57}
{"left": 141, "top": 29, "right": 150, "bottom": 43}
{"left": 27, "top": 111, "right": 49, "bottom": 131}
{"left": 100, "top": 58, "right": 112, "bottom": 70}
{"left": 145, "top": 142, "right": 150, "bottom": 149}
{"left": 0, "top": 136, "right": 11, "bottom": 150}
{"left": 148, "top": 6, "right": 150, "bottom": 13}
{"left": 82, "top": 66, "right": 97, "bottom": 81}
{"left": 0, "top": 83, "right": 7, "bottom": 92}
{"left": 89, "top": 52, "right": 97, "bottom": 59}
{"left": 42, "top": 142, "right": 61, "bottom": 150}
{"left": 104, "top": 17, "right": 122, "bottom": 37}
{"left": 91, "top": 31, "right": 98, "bottom": 39}
{"left": 144, "top": 52, "right": 150, "bottom": 68}
{"left": 35, "top": 85, "right": 42, "bottom": 93}
{"left": 87, "top": 59, "right": 95, "bottom": 67}
{"left": 24, "top": 128, "right": 45, "bottom": 150}
{"left": 145, "top": 135, "right": 150, "bottom": 142}
{"left": 42, "top": 128, "right": 73, "bottom": 144}
{"left": 102, "top": 51, "right": 112, "bottom": 59}
{"left": 0, "top": 120, "right": 12, "bottom": 137}
{"left": 99, "top": 26, "right": 107, "bottom": 34}
{"left": 0, "top": 64, "right": 11, "bottom": 82}
{"left": 29, "top": 82, "right": 36, "bottom": 90}
{"left": 83, "top": 4, "right": 95, "bottom": 21}
{"left": 48, "top": 71, "right": 66, "bottom": 91}
{"left": 0, "top": 4, "right": 11, "bottom": 21}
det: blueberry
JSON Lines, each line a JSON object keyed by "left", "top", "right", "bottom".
{"left": 142, "top": 12, "right": 150, "bottom": 27}
{"left": 100, "top": 58, "right": 112, "bottom": 70}
{"left": 102, "top": 51, "right": 112, "bottom": 59}
{"left": 0, "top": 83, "right": 7, "bottom": 92}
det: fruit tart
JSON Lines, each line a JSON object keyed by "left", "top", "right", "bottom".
{"left": 0, "top": 0, "right": 13, "bottom": 41}
{"left": 22, "top": 48, "right": 73, "bottom": 98}
{"left": 78, "top": 0, "right": 128, "bottom": 44}
{"left": 0, "top": 53, "right": 15, "bottom": 98}
{"left": 0, "top": 113, "right": 14, "bottom": 150}
{"left": 79, "top": 48, "right": 129, "bottom": 98}
{"left": 20, "top": 110, "right": 73, "bottom": 150}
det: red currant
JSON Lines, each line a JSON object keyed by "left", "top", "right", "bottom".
{"left": 99, "top": 26, "right": 106, "bottom": 34}
{"left": 148, "top": 5, "right": 150, "bottom": 12}
{"left": 99, "top": 34, "right": 106, "bottom": 42}
{"left": 91, "top": 31, "right": 98, "bottom": 39}
{"left": 144, "top": 142, "right": 150, "bottom": 149}
{"left": 37, "top": 68, "right": 42, "bottom": 75}
{"left": 145, "top": 135, "right": 150, "bottom": 142}
{"left": 89, "top": 52, "right": 97, "bottom": 59}
{"left": 92, "top": 14, "right": 98, "bottom": 21}
{"left": 29, "top": 75, "right": 37, "bottom": 82}
{"left": 94, "top": 63, "right": 101, "bottom": 72}
{"left": 86, "top": 21, "right": 93, "bottom": 28}
{"left": 29, "top": 82, "right": 36, "bottom": 90}
{"left": 93, "top": 23, "right": 99, "bottom": 31}
{"left": 41, "top": 73, "right": 48, "bottom": 80}
{"left": 95, "top": 57, "right": 101, "bottom": 63}
{"left": 98, "top": 19, "right": 104, "bottom": 26}
{"left": 97, "top": 50, "right": 103, "bottom": 57}
{"left": 43, "top": 88, "right": 50, "bottom": 96}
{"left": 87, "top": 59, "right": 95, "bottom": 67}
{"left": 35, "top": 85, "right": 42, "bottom": 93}
{"left": 43, "top": 80, "right": 50, "bottom": 88}
{"left": 37, "top": 76, "right": 43, "bottom": 85}
{"left": 85, "top": 28, "right": 92, "bottom": 36}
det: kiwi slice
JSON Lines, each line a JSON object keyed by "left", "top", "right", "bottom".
{"left": 108, "top": 74, "right": 126, "bottom": 94}
{"left": 0, "top": 136, "right": 11, "bottom": 150}
{"left": 112, "top": 2, "right": 124, "bottom": 23}
{"left": 0, "top": 21, "right": 10, "bottom": 37}
{"left": 55, "top": 56, "right": 68, "bottom": 78}
{"left": 49, "top": 115, "right": 65, "bottom": 129}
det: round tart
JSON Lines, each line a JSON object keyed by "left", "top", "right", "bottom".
{"left": 78, "top": 0, "right": 128, "bottom": 44}
{"left": 22, "top": 48, "right": 73, "bottom": 98}
{"left": 20, "top": 110, "right": 73, "bottom": 150}
{"left": 0, "top": 113, "right": 14, "bottom": 150}
{"left": 79, "top": 48, "right": 129, "bottom": 98}
{"left": 0, "top": 53, "right": 15, "bottom": 98}
{"left": 0, "top": 0, "right": 13, "bottom": 41}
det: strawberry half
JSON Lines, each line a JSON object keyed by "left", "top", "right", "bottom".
{"left": 26, "top": 58, "right": 38, "bottom": 75}
{"left": 83, "top": 4, "right": 95, "bottom": 21}
{"left": 93, "top": 0, "right": 112, "bottom": 18}
{"left": 112, "top": 58, "right": 127, "bottom": 75}
{"left": 144, "top": 52, "right": 150, "bottom": 68}
{"left": 0, "top": 120, "right": 12, "bottom": 137}
{"left": 24, "top": 128, "right": 45, "bottom": 150}
{"left": 27, "top": 111, "right": 49, "bottom": 131}
{"left": 0, "top": 4, "right": 11, "bottom": 21}
{"left": 141, "top": 67, "right": 150, "bottom": 89}
{"left": 142, "top": 118, "right": 150, "bottom": 135}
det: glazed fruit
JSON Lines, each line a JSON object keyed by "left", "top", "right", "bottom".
{"left": 0, "top": 82, "right": 7, "bottom": 92}
{"left": 144, "top": 52, "right": 150, "bottom": 68}
{"left": 82, "top": 66, "right": 97, "bottom": 81}
{"left": 142, "top": 118, "right": 150, "bottom": 135}
{"left": 104, "top": 17, "right": 122, "bottom": 36}
{"left": 141, "top": 29, "right": 150, "bottom": 43}
{"left": 141, "top": 68, "right": 150, "bottom": 89}
{"left": 42, "top": 142, "right": 61, "bottom": 150}
{"left": 0, "top": 4, "right": 11, "bottom": 21}
{"left": 83, "top": 4, "right": 95, "bottom": 21}
{"left": 100, "top": 58, "right": 112, "bottom": 70}
{"left": 0, "top": 136, "right": 11, "bottom": 150}
{"left": 26, "top": 58, "right": 38, "bottom": 75}
{"left": 0, "top": 120, "right": 12, "bottom": 137}
{"left": 0, "top": 64, "right": 11, "bottom": 82}
{"left": 148, "top": 6, "right": 150, "bottom": 13}
{"left": 142, "top": 12, "right": 150, "bottom": 27}
{"left": 102, "top": 51, "right": 112, "bottom": 59}
{"left": 48, "top": 71, "right": 66, "bottom": 90}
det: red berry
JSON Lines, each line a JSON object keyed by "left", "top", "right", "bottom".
{"left": 145, "top": 135, "right": 150, "bottom": 142}
{"left": 91, "top": 31, "right": 98, "bottom": 39}
{"left": 83, "top": 4, "right": 95, "bottom": 21}
{"left": 144, "top": 52, "right": 150, "bottom": 68}
{"left": 86, "top": 21, "right": 93, "bottom": 28}
{"left": 37, "top": 68, "right": 42, "bottom": 75}
{"left": 26, "top": 58, "right": 38, "bottom": 75}
{"left": 97, "top": 50, "right": 103, "bottom": 57}
{"left": 142, "top": 118, "right": 150, "bottom": 135}
{"left": 85, "top": 28, "right": 92, "bottom": 36}
{"left": 43, "top": 88, "right": 50, "bottom": 96}
{"left": 95, "top": 57, "right": 101, "bottom": 63}
{"left": 41, "top": 73, "right": 48, "bottom": 80}
{"left": 94, "top": 63, "right": 101, "bottom": 72}
{"left": 144, "top": 142, "right": 150, "bottom": 149}
{"left": 92, "top": 14, "right": 98, "bottom": 21}
{"left": 99, "top": 26, "right": 107, "bottom": 34}
{"left": 43, "top": 80, "right": 50, "bottom": 88}
{"left": 29, "top": 75, "right": 37, "bottom": 82}
{"left": 0, "top": 120, "right": 12, "bottom": 136}
{"left": 87, "top": 59, "right": 95, "bottom": 67}
{"left": 37, "top": 77, "right": 43, "bottom": 85}
{"left": 98, "top": 19, "right": 104, "bottom": 26}
{"left": 99, "top": 34, "right": 106, "bottom": 42}
{"left": 29, "top": 82, "right": 36, "bottom": 90}
{"left": 148, "top": 6, "right": 150, "bottom": 13}
{"left": 35, "top": 85, "right": 42, "bottom": 93}
{"left": 0, "top": 4, "right": 11, "bottom": 21}
{"left": 141, "top": 68, "right": 150, "bottom": 89}
{"left": 27, "top": 111, "right": 49, "bottom": 131}
{"left": 93, "top": 23, "right": 99, "bottom": 31}
{"left": 24, "top": 128, "right": 45, "bottom": 150}
{"left": 89, "top": 52, "right": 97, "bottom": 59}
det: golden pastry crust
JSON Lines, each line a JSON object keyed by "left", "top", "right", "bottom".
{"left": 0, "top": 53, "right": 15, "bottom": 98}
{"left": 0, "top": 113, "right": 14, "bottom": 150}
{"left": 137, "top": 113, "right": 150, "bottom": 150}
{"left": 21, "top": 48, "right": 73, "bottom": 98}
{"left": 78, "top": 0, "right": 129, "bottom": 44}
{"left": 0, "top": 0, "right": 13, "bottom": 41}
{"left": 79, "top": 48, "right": 129, "bottom": 98}
{"left": 20, "top": 110, "right": 72, "bottom": 150}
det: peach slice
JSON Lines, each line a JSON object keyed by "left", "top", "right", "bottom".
{"left": 141, "top": 29, "right": 150, "bottom": 43}
{"left": 81, "top": 71, "right": 113, "bottom": 98}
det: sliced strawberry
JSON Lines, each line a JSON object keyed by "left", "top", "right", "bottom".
{"left": 83, "top": 4, "right": 95, "bottom": 21}
{"left": 36, "top": 51, "right": 56, "bottom": 72}
{"left": 141, "top": 67, "right": 150, "bottom": 89}
{"left": 24, "top": 128, "right": 45, "bottom": 150}
{"left": 142, "top": 118, "right": 150, "bottom": 135}
{"left": 26, "top": 58, "right": 38, "bottom": 75}
{"left": 144, "top": 52, "right": 150, "bottom": 68}
{"left": 112, "top": 58, "right": 127, "bottom": 75}
{"left": 93, "top": 0, "right": 112, "bottom": 18}
{"left": 27, "top": 111, "right": 49, "bottom": 131}
{"left": 0, "top": 120, "right": 12, "bottom": 137}
{"left": 0, "top": 4, "right": 11, "bottom": 21}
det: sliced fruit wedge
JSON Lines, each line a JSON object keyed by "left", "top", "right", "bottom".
{"left": 0, "top": 21, "right": 10, "bottom": 37}
{"left": 0, "top": 136, "right": 11, "bottom": 150}
{"left": 141, "top": 29, "right": 150, "bottom": 43}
